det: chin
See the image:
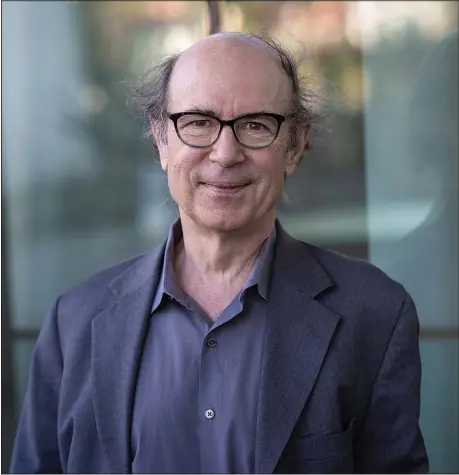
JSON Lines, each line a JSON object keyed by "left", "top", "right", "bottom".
{"left": 195, "top": 208, "right": 254, "bottom": 233}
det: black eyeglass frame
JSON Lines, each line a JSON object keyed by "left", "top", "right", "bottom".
{"left": 167, "top": 111, "right": 287, "bottom": 149}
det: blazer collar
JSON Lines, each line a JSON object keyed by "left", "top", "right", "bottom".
{"left": 271, "top": 221, "right": 334, "bottom": 298}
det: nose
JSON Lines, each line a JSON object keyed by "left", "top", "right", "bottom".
{"left": 208, "top": 124, "right": 245, "bottom": 167}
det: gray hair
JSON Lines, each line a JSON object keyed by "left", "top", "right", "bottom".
{"left": 131, "top": 32, "right": 325, "bottom": 153}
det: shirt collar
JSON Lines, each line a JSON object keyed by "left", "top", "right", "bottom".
{"left": 151, "top": 219, "right": 277, "bottom": 312}
{"left": 243, "top": 225, "right": 276, "bottom": 300}
{"left": 151, "top": 219, "right": 183, "bottom": 313}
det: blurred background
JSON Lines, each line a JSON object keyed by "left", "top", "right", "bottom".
{"left": 1, "top": 1, "right": 458, "bottom": 472}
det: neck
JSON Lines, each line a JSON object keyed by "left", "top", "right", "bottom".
{"left": 175, "top": 212, "right": 276, "bottom": 287}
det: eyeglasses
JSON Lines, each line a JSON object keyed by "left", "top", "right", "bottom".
{"left": 168, "top": 112, "right": 287, "bottom": 149}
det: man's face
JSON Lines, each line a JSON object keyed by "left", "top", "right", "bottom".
{"left": 156, "top": 36, "right": 308, "bottom": 233}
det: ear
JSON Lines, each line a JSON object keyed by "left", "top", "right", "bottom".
{"left": 150, "top": 119, "right": 168, "bottom": 172}
{"left": 285, "top": 124, "right": 310, "bottom": 177}
{"left": 158, "top": 143, "right": 168, "bottom": 173}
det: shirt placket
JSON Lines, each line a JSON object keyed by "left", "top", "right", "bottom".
{"left": 198, "top": 325, "right": 223, "bottom": 474}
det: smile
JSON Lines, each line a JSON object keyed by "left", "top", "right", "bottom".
{"left": 201, "top": 182, "right": 249, "bottom": 195}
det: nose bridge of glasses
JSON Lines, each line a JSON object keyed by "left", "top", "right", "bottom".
{"left": 207, "top": 119, "right": 245, "bottom": 165}
{"left": 214, "top": 117, "right": 241, "bottom": 147}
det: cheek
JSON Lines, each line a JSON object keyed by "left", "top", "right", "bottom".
{"left": 166, "top": 147, "right": 202, "bottom": 192}
{"left": 257, "top": 150, "right": 288, "bottom": 186}
{"left": 166, "top": 158, "right": 192, "bottom": 208}
{"left": 163, "top": 130, "right": 186, "bottom": 173}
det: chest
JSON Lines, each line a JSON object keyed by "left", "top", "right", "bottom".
{"left": 130, "top": 299, "right": 268, "bottom": 472}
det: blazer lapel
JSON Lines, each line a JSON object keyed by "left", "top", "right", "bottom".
{"left": 92, "top": 243, "right": 165, "bottom": 473}
{"left": 255, "top": 225, "right": 341, "bottom": 473}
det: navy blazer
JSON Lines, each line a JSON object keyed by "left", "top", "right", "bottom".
{"left": 10, "top": 223, "right": 428, "bottom": 473}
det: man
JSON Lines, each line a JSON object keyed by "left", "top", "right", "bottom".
{"left": 11, "top": 32, "right": 428, "bottom": 474}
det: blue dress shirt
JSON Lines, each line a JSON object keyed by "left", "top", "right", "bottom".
{"left": 131, "top": 221, "right": 276, "bottom": 473}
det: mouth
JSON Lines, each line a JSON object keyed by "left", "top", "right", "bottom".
{"left": 200, "top": 181, "right": 250, "bottom": 195}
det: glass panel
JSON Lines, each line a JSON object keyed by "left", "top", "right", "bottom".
{"left": 356, "top": 1, "right": 458, "bottom": 472}
{"left": 360, "top": 2, "right": 458, "bottom": 330}
{"left": 420, "top": 340, "right": 459, "bottom": 472}
{"left": 3, "top": 0, "right": 208, "bottom": 331}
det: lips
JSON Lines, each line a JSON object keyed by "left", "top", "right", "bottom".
{"left": 203, "top": 182, "right": 248, "bottom": 188}
{"left": 200, "top": 181, "right": 250, "bottom": 196}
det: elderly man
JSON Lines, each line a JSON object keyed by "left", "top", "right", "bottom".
{"left": 11, "top": 32, "right": 428, "bottom": 474}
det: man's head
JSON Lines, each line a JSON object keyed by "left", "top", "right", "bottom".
{"left": 133, "top": 32, "right": 315, "bottom": 233}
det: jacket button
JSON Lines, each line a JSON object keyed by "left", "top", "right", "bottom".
{"left": 205, "top": 409, "right": 215, "bottom": 420}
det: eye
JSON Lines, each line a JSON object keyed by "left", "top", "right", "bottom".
{"left": 238, "top": 120, "right": 276, "bottom": 136}
{"left": 180, "top": 118, "right": 215, "bottom": 129}
{"left": 191, "top": 120, "right": 211, "bottom": 127}
{"left": 251, "top": 122, "right": 266, "bottom": 130}
{"left": 181, "top": 119, "right": 212, "bottom": 128}
{"left": 244, "top": 122, "right": 269, "bottom": 131}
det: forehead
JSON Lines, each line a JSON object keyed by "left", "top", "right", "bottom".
{"left": 168, "top": 37, "right": 293, "bottom": 116}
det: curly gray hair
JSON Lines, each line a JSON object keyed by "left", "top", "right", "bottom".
{"left": 131, "top": 32, "right": 324, "bottom": 153}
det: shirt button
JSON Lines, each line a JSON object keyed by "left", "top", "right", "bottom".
{"left": 206, "top": 338, "right": 217, "bottom": 348}
{"left": 205, "top": 409, "right": 215, "bottom": 420}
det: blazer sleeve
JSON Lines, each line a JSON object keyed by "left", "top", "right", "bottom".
{"left": 354, "top": 292, "right": 429, "bottom": 473}
{"left": 10, "top": 298, "right": 63, "bottom": 474}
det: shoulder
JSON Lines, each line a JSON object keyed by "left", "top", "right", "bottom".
{"left": 297, "top": 240, "right": 409, "bottom": 322}
{"left": 54, "top": 244, "right": 163, "bottom": 334}
{"left": 276, "top": 223, "right": 408, "bottom": 312}
{"left": 299, "top": 242, "right": 418, "bottom": 364}
{"left": 308, "top": 242, "right": 406, "bottom": 300}
{"left": 57, "top": 253, "right": 144, "bottom": 310}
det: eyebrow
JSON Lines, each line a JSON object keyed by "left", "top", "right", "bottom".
{"left": 182, "top": 107, "right": 218, "bottom": 116}
{"left": 181, "top": 106, "right": 279, "bottom": 119}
